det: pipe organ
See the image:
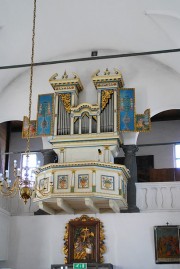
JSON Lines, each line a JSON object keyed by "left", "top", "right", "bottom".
{"left": 57, "top": 93, "right": 71, "bottom": 135}
{"left": 50, "top": 69, "right": 124, "bottom": 137}
{"left": 100, "top": 90, "right": 114, "bottom": 132}
{"left": 34, "top": 69, "right": 130, "bottom": 214}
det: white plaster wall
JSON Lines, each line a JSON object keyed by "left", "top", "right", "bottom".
{"left": 1, "top": 212, "right": 180, "bottom": 269}
{"left": 1, "top": 55, "right": 180, "bottom": 124}
{"left": 118, "top": 120, "right": 180, "bottom": 168}
{"left": 0, "top": 209, "right": 10, "bottom": 261}
{"left": 138, "top": 121, "right": 180, "bottom": 145}
{"left": 138, "top": 145, "right": 174, "bottom": 168}
{"left": 137, "top": 120, "right": 180, "bottom": 168}
{"left": 65, "top": 147, "right": 99, "bottom": 163}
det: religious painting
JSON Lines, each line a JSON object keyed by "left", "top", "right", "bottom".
{"left": 22, "top": 116, "right": 37, "bottom": 138}
{"left": 57, "top": 175, "right": 68, "bottom": 189}
{"left": 101, "top": 175, "right": 114, "bottom": 190}
{"left": 154, "top": 225, "right": 180, "bottom": 264}
{"left": 135, "top": 109, "right": 151, "bottom": 132}
{"left": 39, "top": 177, "right": 49, "bottom": 192}
{"left": 36, "top": 94, "right": 54, "bottom": 136}
{"left": 63, "top": 215, "right": 106, "bottom": 264}
{"left": 78, "top": 174, "right": 89, "bottom": 188}
{"left": 118, "top": 88, "right": 135, "bottom": 131}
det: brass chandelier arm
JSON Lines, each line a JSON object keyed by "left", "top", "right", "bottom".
{"left": 35, "top": 183, "right": 54, "bottom": 198}
{"left": 0, "top": 179, "right": 20, "bottom": 197}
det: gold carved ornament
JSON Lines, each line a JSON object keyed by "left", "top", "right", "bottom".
{"left": 59, "top": 93, "right": 71, "bottom": 113}
{"left": 63, "top": 215, "right": 106, "bottom": 264}
{"left": 101, "top": 90, "right": 113, "bottom": 110}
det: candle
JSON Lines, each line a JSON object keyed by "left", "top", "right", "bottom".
{"left": 17, "top": 168, "right": 21, "bottom": 177}
{"left": 14, "top": 160, "right": 17, "bottom": 168}
{"left": 7, "top": 179, "right": 11, "bottom": 188}
{"left": 5, "top": 170, "right": 9, "bottom": 178}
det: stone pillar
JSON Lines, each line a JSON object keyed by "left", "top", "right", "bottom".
{"left": 121, "top": 145, "right": 139, "bottom": 212}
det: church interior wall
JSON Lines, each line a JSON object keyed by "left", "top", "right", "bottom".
{"left": 1, "top": 25, "right": 180, "bottom": 269}
{"left": 1, "top": 1, "right": 180, "bottom": 269}
{"left": 0, "top": 119, "right": 178, "bottom": 269}
{"left": 0, "top": 212, "right": 180, "bottom": 269}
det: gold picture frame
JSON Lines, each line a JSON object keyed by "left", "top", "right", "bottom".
{"left": 63, "top": 215, "right": 106, "bottom": 264}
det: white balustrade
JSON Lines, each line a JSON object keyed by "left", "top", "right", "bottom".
{"left": 136, "top": 182, "right": 180, "bottom": 212}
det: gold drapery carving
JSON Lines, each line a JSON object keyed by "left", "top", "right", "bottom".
{"left": 101, "top": 90, "right": 113, "bottom": 110}
{"left": 59, "top": 93, "right": 71, "bottom": 113}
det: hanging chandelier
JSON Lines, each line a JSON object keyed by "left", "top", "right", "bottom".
{"left": 0, "top": 0, "right": 38, "bottom": 204}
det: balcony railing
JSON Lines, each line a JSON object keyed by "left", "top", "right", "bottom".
{"left": 136, "top": 182, "right": 180, "bottom": 212}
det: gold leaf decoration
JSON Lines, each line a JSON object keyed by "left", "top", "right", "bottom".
{"left": 101, "top": 90, "right": 113, "bottom": 110}
{"left": 59, "top": 93, "right": 71, "bottom": 113}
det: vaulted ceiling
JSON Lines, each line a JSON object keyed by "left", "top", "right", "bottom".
{"left": 1, "top": 0, "right": 180, "bottom": 106}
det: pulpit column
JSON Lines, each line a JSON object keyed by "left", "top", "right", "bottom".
{"left": 92, "top": 170, "right": 96, "bottom": 192}
{"left": 60, "top": 148, "right": 65, "bottom": 163}
{"left": 71, "top": 170, "right": 75, "bottom": 192}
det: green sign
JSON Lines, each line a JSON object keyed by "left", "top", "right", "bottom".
{"left": 73, "top": 263, "right": 87, "bottom": 269}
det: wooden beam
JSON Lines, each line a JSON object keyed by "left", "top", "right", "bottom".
{"left": 109, "top": 200, "right": 120, "bottom": 213}
{"left": 57, "top": 198, "right": 74, "bottom": 214}
{"left": 38, "top": 201, "right": 56, "bottom": 215}
{"left": 85, "top": 198, "right": 99, "bottom": 213}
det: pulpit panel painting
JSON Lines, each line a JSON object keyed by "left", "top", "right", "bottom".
{"left": 22, "top": 116, "right": 37, "bottom": 138}
{"left": 119, "top": 88, "right": 135, "bottom": 131}
{"left": 135, "top": 109, "right": 151, "bottom": 132}
{"left": 36, "top": 94, "right": 54, "bottom": 136}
